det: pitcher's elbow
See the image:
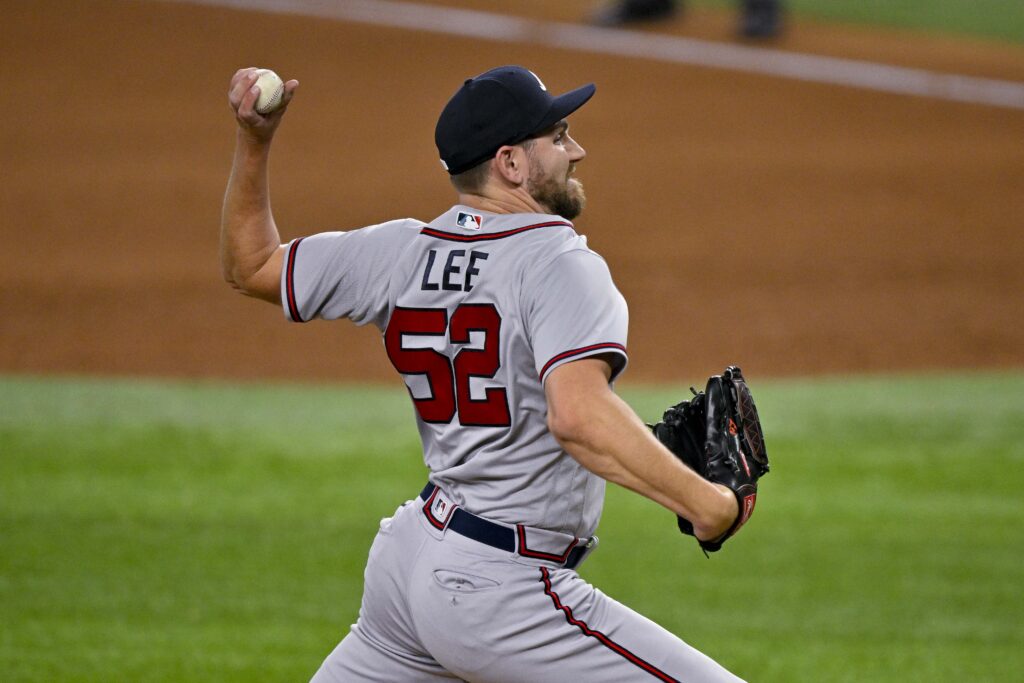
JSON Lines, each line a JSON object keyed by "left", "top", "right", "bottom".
{"left": 220, "top": 258, "right": 251, "bottom": 294}
{"left": 547, "top": 406, "right": 587, "bottom": 447}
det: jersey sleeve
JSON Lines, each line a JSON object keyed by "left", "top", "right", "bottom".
{"left": 524, "top": 246, "right": 629, "bottom": 383}
{"left": 280, "top": 219, "right": 419, "bottom": 328}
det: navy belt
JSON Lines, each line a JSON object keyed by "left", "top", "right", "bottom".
{"left": 419, "top": 483, "right": 593, "bottom": 570}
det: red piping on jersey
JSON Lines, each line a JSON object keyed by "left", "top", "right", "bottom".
{"left": 419, "top": 220, "right": 572, "bottom": 242}
{"left": 539, "top": 343, "right": 627, "bottom": 382}
{"left": 285, "top": 238, "right": 305, "bottom": 323}
{"left": 538, "top": 567, "right": 681, "bottom": 683}
{"left": 516, "top": 525, "right": 579, "bottom": 563}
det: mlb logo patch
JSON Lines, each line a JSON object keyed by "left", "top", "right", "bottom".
{"left": 431, "top": 496, "right": 455, "bottom": 526}
{"left": 456, "top": 212, "right": 483, "bottom": 230}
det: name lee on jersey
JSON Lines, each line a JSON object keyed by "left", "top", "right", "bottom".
{"left": 421, "top": 249, "right": 490, "bottom": 292}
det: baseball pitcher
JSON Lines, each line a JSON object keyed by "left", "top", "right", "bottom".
{"left": 222, "top": 64, "right": 767, "bottom": 682}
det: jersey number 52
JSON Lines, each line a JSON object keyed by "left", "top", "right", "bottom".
{"left": 385, "top": 304, "right": 511, "bottom": 427}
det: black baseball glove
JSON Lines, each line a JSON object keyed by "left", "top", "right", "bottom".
{"left": 650, "top": 366, "right": 769, "bottom": 553}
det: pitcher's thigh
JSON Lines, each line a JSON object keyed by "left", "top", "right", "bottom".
{"left": 533, "top": 567, "right": 745, "bottom": 682}
{"left": 417, "top": 563, "right": 745, "bottom": 683}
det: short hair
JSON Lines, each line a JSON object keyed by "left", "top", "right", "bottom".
{"left": 449, "top": 159, "right": 492, "bottom": 194}
{"left": 449, "top": 139, "right": 536, "bottom": 194}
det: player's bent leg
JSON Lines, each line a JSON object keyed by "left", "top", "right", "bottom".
{"left": 410, "top": 533, "right": 745, "bottom": 683}
{"left": 529, "top": 566, "right": 746, "bottom": 683}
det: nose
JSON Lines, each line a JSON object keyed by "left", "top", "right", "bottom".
{"left": 567, "top": 135, "right": 586, "bottom": 162}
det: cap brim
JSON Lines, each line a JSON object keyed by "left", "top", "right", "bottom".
{"left": 535, "top": 83, "right": 596, "bottom": 134}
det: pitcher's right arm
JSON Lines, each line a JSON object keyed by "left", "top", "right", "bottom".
{"left": 220, "top": 67, "right": 299, "bottom": 303}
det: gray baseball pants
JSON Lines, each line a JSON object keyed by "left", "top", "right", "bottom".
{"left": 310, "top": 490, "right": 745, "bottom": 682}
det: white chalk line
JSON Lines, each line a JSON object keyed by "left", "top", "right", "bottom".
{"left": 172, "top": 0, "right": 1024, "bottom": 111}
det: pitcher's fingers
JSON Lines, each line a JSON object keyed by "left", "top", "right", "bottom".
{"left": 228, "top": 70, "right": 259, "bottom": 109}
{"left": 232, "top": 66, "right": 258, "bottom": 82}
{"left": 236, "top": 81, "right": 263, "bottom": 120}
{"left": 280, "top": 80, "right": 300, "bottom": 106}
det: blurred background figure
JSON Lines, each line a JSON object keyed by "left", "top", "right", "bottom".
{"left": 591, "top": 0, "right": 783, "bottom": 39}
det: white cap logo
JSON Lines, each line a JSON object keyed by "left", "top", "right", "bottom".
{"left": 527, "top": 69, "right": 547, "bottom": 91}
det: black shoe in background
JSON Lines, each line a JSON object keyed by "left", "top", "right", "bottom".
{"left": 591, "top": 0, "right": 679, "bottom": 26}
{"left": 740, "top": 0, "right": 782, "bottom": 38}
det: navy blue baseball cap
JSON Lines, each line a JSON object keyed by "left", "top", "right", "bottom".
{"left": 435, "top": 65, "right": 596, "bottom": 175}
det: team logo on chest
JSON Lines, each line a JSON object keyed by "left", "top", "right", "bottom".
{"left": 456, "top": 212, "right": 483, "bottom": 230}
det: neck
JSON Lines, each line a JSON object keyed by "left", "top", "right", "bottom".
{"left": 456, "top": 186, "right": 550, "bottom": 216}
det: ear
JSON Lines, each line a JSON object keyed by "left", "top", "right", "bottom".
{"left": 493, "top": 145, "right": 529, "bottom": 186}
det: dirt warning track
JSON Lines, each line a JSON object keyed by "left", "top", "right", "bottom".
{"left": 1, "top": 0, "right": 1022, "bottom": 383}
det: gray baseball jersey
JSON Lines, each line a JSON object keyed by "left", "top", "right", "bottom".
{"left": 287, "top": 206, "right": 745, "bottom": 682}
{"left": 282, "top": 205, "right": 628, "bottom": 538}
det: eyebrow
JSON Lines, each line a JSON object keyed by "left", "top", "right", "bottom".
{"left": 528, "top": 120, "right": 569, "bottom": 142}
{"left": 536, "top": 120, "right": 569, "bottom": 138}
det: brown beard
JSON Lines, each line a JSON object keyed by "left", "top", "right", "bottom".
{"left": 527, "top": 168, "right": 586, "bottom": 220}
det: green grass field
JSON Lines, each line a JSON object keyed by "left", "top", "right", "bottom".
{"left": 1, "top": 372, "right": 1021, "bottom": 682}
{"left": 697, "top": 0, "right": 1024, "bottom": 43}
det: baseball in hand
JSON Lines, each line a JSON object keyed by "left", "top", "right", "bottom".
{"left": 253, "top": 69, "right": 285, "bottom": 114}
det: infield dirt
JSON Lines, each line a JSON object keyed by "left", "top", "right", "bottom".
{"left": 2, "top": 0, "right": 1022, "bottom": 383}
